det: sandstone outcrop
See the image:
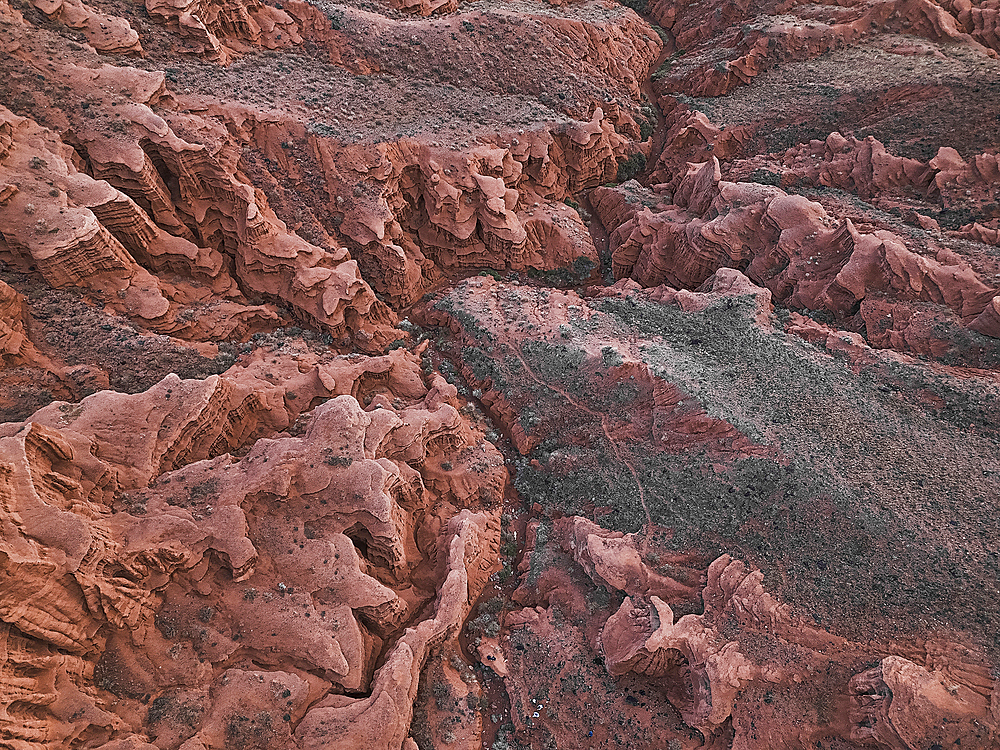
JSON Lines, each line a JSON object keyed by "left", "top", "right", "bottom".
{"left": 0, "top": 278, "right": 46, "bottom": 367}
{"left": 31, "top": 0, "right": 142, "bottom": 54}
{"left": 245, "top": 109, "right": 625, "bottom": 305}
{"left": 601, "top": 555, "right": 1000, "bottom": 748}
{"left": 0, "top": 106, "right": 173, "bottom": 324}
{"left": 0, "top": 83, "right": 393, "bottom": 347}
{"left": 388, "top": 0, "right": 457, "bottom": 16}
{"left": 3, "top": 0, "right": 1000, "bottom": 746}
{"left": 0, "top": 345, "right": 504, "bottom": 749}
{"left": 144, "top": 0, "right": 301, "bottom": 63}
{"left": 561, "top": 516, "right": 696, "bottom": 601}
{"left": 598, "top": 157, "right": 999, "bottom": 360}
{"left": 294, "top": 510, "right": 494, "bottom": 750}
{"left": 0, "top": 0, "right": 664, "bottom": 340}
{"left": 649, "top": 0, "right": 1000, "bottom": 101}
{"left": 728, "top": 135, "right": 1000, "bottom": 231}
{"left": 849, "top": 656, "right": 999, "bottom": 750}
{"left": 601, "top": 556, "right": 831, "bottom": 740}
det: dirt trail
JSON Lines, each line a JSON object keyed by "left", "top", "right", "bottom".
{"left": 510, "top": 346, "right": 654, "bottom": 552}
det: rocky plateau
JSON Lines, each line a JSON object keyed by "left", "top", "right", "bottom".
{"left": 0, "top": 0, "right": 999, "bottom": 746}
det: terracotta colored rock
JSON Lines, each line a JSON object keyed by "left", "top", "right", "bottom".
{"left": 0, "top": 0, "right": 661, "bottom": 344}
{"left": 0, "top": 102, "right": 282, "bottom": 343}
{"left": 849, "top": 656, "right": 997, "bottom": 750}
{"left": 427, "top": 272, "right": 1000, "bottom": 747}
{"left": 145, "top": 0, "right": 301, "bottom": 61}
{"left": 726, "top": 134, "right": 1000, "bottom": 238}
{"left": 32, "top": 0, "right": 142, "bottom": 53}
{"left": 649, "top": 0, "right": 998, "bottom": 103}
{"left": 0, "top": 86, "right": 392, "bottom": 345}
{"left": 500, "top": 601, "right": 687, "bottom": 746}
{"left": 971, "top": 294, "right": 1000, "bottom": 337}
{"left": 294, "top": 510, "right": 495, "bottom": 750}
{"left": 295, "top": 109, "right": 630, "bottom": 304}
{"left": 602, "top": 555, "right": 1000, "bottom": 748}
{"left": 3, "top": 0, "right": 1000, "bottom": 747}
{"left": 0, "top": 345, "right": 504, "bottom": 748}
{"left": 600, "top": 556, "right": 817, "bottom": 738}
{"left": 389, "top": 0, "right": 457, "bottom": 16}
{"left": 0, "top": 278, "right": 46, "bottom": 366}
{"left": 561, "top": 516, "right": 695, "bottom": 600}
{"left": 70, "top": 104, "right": 394, "bottom": 343}
{"left": 606, "top": 158, "right": 997, "bottom": 345}
{"left": 0, "top": 107, "right": 171, "bottom": 322}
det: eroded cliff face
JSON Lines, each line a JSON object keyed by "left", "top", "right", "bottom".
{"left": 2, "top": 0, "right": 1000, "bottom": 745}
{"left": 593, "top": 157, "right": 1000, "bottom": 363}
{"left": 614, "top": 0, "right": 1000, "bottom": 368}
{"left": 0, "top": 345, "right": 505, "bottom": 749}
{"left": 0, "top": 0, "right": 660, "bottom": 336}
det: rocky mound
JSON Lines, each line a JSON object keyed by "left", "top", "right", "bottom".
{"left": 1, "top": 0, "right": 999, "bottom": 745}
{"left": 0, "top": 344, "right": 505, "bottom": 749}
{"left": 419, "top": 272, "right": 1000, "bottom": 747}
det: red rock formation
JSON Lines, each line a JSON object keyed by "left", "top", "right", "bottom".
{"left": 259, "top": 109, "right": 627, "bottom": 304}
{"left": 649, "top": 0, "right": 1000, "bottom": 101}
{"left": 0, "top": 279, "right": 46, "bottom": 367}
{"left": 3, "top": 0, "right": 1000, "bottom": 746}
{"left": 849, "top": 655, "right": 1000, "bottom": 750}
{"left": 0, "top": 88, "right": 392, "bottom": 346}
{"left": 294, "top": 510, "right": 495, "bottom": 749}
{"left": 728, "top": 134, "right": 1000, "bottom": 224}
{"left": 0, "top": 345, "right": 504, "bottom": 749}
{"left": 601, "top": 554, "right": 1000, "bottom": 749}
{"left": 145, "top": 0, "right": 301, "bottom": 62}
{"left": 31, "top": 0, "right": 142, "bottom": 54}
{"left": 0, "top": 107, "right": 172, "bottom": 323}
{"left": 388, "top": 0, "right": 457, "bottom": 16}
{"left": 603, "top": 158, "right": 998, "bottom": 357}
{"left": 562, "top": 516, "right": 696, "bottom": 600}
{"left": 0, "top": 0, "right": 665, "bottom": 336}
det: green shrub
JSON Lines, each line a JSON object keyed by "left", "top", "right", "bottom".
{"left": 617, "top": 153, "right": 646, "bottom": 182}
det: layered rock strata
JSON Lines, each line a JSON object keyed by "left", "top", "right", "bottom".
{"left": 593, "top": 157, "right": 1000, "bottom": 362}
{"left": 0, "top": 345, "right": 504, "bottom": 749}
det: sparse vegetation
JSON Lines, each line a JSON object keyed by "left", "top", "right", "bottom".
{"left": 745, "top": 168, "right": 782, "bottom": 186}
{"left": 616, "top": 153, "right": 646, "bottom": 182}
{"left": 439, "top": 281, "right": 1000, "bottom": 647}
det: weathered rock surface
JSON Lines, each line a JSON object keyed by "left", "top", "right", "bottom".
{"left": 0, "top": 345, "right": 504, "bottom": 749}
{"left": 620, "top": 0, "right": 1000, "bottom": 369}
{"left": 649, "top": 0, "right": 1000, "bottom": 100}
{"left": 0, "top": 88, "right": 391, "bottom": 348}
{"left": 31, "top": 0, "right": 142, "bottom": 54}
{"left": 564, "top": 516, "right": 696, "bottom": 601}
{"left": 0, "top": 0, "right": 662, "bottom": 342}
{"left": 424, "top": 274, "right": 1000, "bottom": 747}
{"left": 277, "top": 113, "right": 621, "bottom": 304}
{"left": 601, "top": 555, "right": 999, "bottom": 748}
{"left": 144, "top": 0, "right": 301, "bottom": 63}
{"left": 594, "top": 155, "right": 999, "bottom": 365}
{"left": 0, "top": 278, "right": 46, "bottom": 367}
{"left": 605, "top": 158, "right": 995, "bottom": 320}
{"left": 4, "top": 0, "right": 1000, "bottom": 746}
